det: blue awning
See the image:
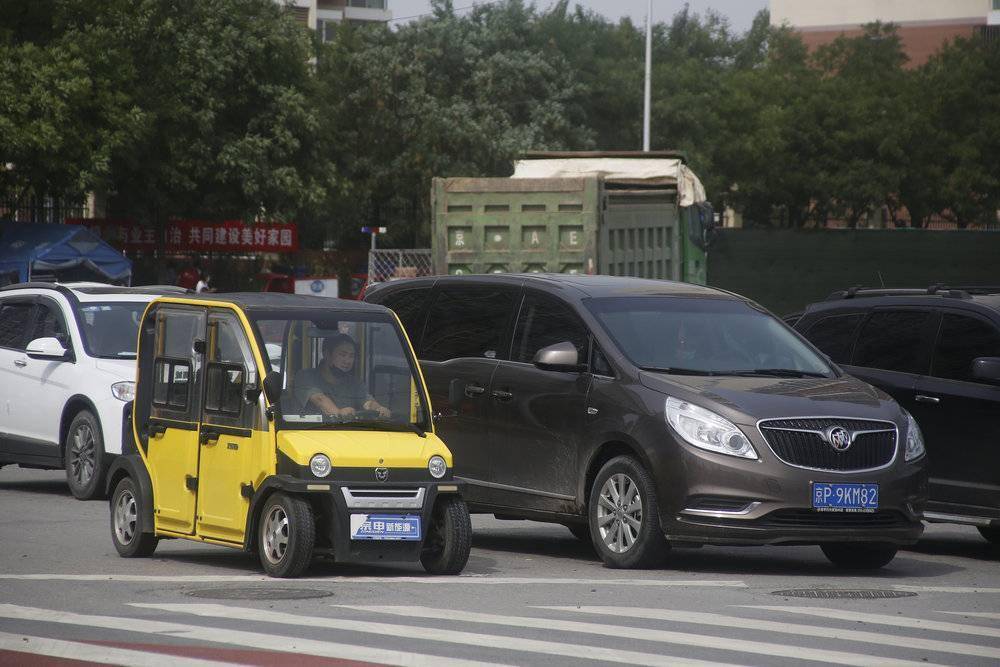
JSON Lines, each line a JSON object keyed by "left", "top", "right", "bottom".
{"left": 0, "top": 222, "right": 132, "bottom": 285}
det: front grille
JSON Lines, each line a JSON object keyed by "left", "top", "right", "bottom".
{"left": 761, "top": 509, "right": 911, "bottom": 530}
{"left": 341, "top": 487, "right": 425, "bottom": 509}
{"left": 759, "top": 418, "right": 896, "bottom": 471}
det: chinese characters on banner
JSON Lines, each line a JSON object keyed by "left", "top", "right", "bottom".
{"left": 65, "top": 219, "right": 299, "bottom": 253}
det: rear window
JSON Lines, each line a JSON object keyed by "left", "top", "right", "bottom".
{"left": 376, "top": 287, "right": 432, "bottom": 349}
{"left": 852, "top": 310, "right": 932, "bottom": 374}
{"left": 801, "top": 313, "right": 864, "bottom": 364}
{"left": 932, "top": 313, "right": 1000, "bottom": 383}
{"left": 420, "top": 287, "right": 516, "bottom": 362}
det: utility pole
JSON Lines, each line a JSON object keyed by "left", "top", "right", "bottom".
{"left": 642, "top": 0, "right": 652, "bottom": 152}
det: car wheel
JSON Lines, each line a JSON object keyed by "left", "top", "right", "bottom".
{"left": 978, "top": 527, "right": 1000, "bottom": 545}
{"left": 589, "top": 456, "right": 669, "bottom": 569}
{"left": 566, "top": 523, "right": 592, "bottom": 542}
{"left": 110, "top": 477, "right": 158, "bottom": 557}
{"left": 65, "top": 410, "right": 105, "bottom": 500}
{"left": 821, "top": 542, "right": 898, "bottom": 569}
{"left": 258, "top": 493, "right": 315, "bottom": 578}
{"left": 421, "top": 496, "right": 472, "bottom": 575}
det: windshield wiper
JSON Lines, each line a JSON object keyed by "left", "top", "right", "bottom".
{"left": 724, "top": 368, "right": 830, "bottom": 378}
{"left": 640, "top": 366, "right": 721, "bottom": 376}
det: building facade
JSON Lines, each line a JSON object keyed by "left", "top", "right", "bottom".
{"left": 282, "top": 0, "right": 392, "bottom": 40}
{"left": 770, "top": 0, "right": 1000, "bottom": 66}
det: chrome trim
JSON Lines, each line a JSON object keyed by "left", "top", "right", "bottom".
{"left": 923, "top": 511, "right": 993, "bottom": 527}
{"left": 756, "top": 416, "right": 899, "bottom": 474}
{"left": 682, "top": 501, "right": 761, "bottom": 518}
{"left": 341, "top": 487, "right": 425, "bottom": 509}
{"left": 456, "top": 476, "right": 576, "bottom": 501}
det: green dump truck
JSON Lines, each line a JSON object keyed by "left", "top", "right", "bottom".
{"left": 431, "top": 151, "right": 714, "bottom": 285}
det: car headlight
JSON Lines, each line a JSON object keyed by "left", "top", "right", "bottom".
{"left": 903, "top": 410, "right": 926, "bottom": 462}
{"left": 428, "top": 455, "right": 447, "bottom": 479}
{"left": 665, "top": 397, "right": 758, "bottom": 460}
{"left": 111, "top": 381, "right": 135, "bottom": 402}
{"left": 310, "top": 454, "right": 332, "bottom": 478}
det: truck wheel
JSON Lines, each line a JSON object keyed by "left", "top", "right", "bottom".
{"left": 821, "top": 542, "right": 898, "bottom": 569}
{"left": 978, "top": 527, "right": 1000, "bottom": 545}
{"left": 65, "top": 410, "right": 105, "bottom": 500}
{"left": 110, "top": 477, "right": 158, "bottom": 557}
{"left": 566, "top": 523, "right": 592, "bottom": 543}
{"left": 589, "top": 456, "right": 669, "bottom": 569}
{"left": 258, "top": 493, "right": 315, "bottom": 578}
{"left": 421, "top": 496, "right": 472, "bottom": 575}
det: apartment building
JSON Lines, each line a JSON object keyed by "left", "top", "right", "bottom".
{"left": 282, "top": 0, "right": 392, "bottom": 40}
{"left": 770, "top": 0, "right": 1000, "bottom": 66}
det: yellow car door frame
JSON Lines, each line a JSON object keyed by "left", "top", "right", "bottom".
{"left": 146, "top": 306, "right": 205, "bottom": 535}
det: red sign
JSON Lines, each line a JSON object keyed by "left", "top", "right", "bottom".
{"left": 66, "top": 218, "right": 299, "bottom": 253}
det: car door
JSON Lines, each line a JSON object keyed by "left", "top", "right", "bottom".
{"left": 488, "top": 291, "right": 592, "bottom": 511}
{"left": 196, "top": 309, "right": 263, "bottom": 543}
{"left": 0, "top": 297, "right": 38, "bottom": 457}
{"left": 18, "top": 297, "right": 75, "bottom": 448}
{"left": 145, "top": 306, "right": 205, "bottom": 535}
{"left": 417, "top": 284, "right": 518, "bottom": 498}
{"left": 911, "top": 309, "right": 1000, "bottom": 514}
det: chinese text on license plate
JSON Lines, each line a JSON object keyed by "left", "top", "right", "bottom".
{"left": 350, "top": 514, "right": 422, "bottom": 541}
{"left": 812, "top": 483, "right": 879, "bottom": 513}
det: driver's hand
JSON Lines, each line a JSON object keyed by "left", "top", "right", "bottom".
{"left": 375, "top": 405, "right": 391, "bottom": 418}
{"left": 337, "top": 407, "right": 356, "bottom": 417}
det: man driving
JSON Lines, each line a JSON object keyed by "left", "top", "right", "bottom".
{"left": 293, "top": 333, "right": 391, "bottom": 418}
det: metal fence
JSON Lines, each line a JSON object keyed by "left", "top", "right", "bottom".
{"left": 367, "top": 248, "right": 434, "bottom": 285}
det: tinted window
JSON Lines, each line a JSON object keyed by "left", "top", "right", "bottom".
{"left": 29, "top": 302, "right": 67, "bottom": 343}
{"left": 852, "top": 310, "right": 932, "bottom": 374}
{"left": 512, "top": 293, "right": 589, "bottom": 364}
{"left": 591, "top": 346, "right": 613, "bottom": 376}
{"left": 420, "top": 287, "right": 515, "bottom": 362}
{"left": 379, "top": 288, "right": 431, "bottom": 348}
{"left": 802, "top": 313, "right": 863, "bottom": 364}
{"left": 932, "top": 313, "right": 1000, "bottom": 383}
{"left": 0, "top": 302, "right": 33, "bottom": 349}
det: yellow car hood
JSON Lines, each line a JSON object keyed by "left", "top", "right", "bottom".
{"left": 277, "top": 429, "right": 452, "bottom": 468}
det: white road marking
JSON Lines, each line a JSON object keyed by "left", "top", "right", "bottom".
{"left": 0, "top": 631, "right": 241, "bottom": 667}
{"left": 338, "top": 604, "right": 940, "bottom": 667}
{"left": 939, "top": 611, "right": 1000, "bottom": 621}
{"left": 134, "top": 602, "right": 739, "bottom": 667}
{"left": 747, "top": 606, "right": 1000, "bottom": 639}
{"left": 540, "top": 605, "right": 1000, "bottom": 660}
{"left": 0, "top": 573, "right": 745, "bottom": 586}
{"left": 0, "top": 604, "right": 503, "bottom": 667}
{"left": 893, "top": 585, "right": 1000, "bottom": 593}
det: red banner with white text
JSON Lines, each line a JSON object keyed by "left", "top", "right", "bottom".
{"left": 66, "top": 218, "right": 299, "bottom": 253}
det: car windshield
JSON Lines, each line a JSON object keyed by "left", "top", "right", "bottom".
{"left": 78, "top": 302, "right": 147, "bottom": 359}
{"left": 585, "top": 296, "right": 834, "bottom": 377}
{"left": 252, "top": 313, "right": 430, "bottom": 432}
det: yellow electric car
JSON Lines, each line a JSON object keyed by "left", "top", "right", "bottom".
{"left": 106, "top": 293, "right": 471, "bottom": 577}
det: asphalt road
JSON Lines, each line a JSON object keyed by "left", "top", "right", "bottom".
{"left": 1, "top": 467, "right": 998, "bottom": 666}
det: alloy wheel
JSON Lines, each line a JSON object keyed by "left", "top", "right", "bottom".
{"left": 596, "top": 473, "right": 642, "bottom": 554}
{"left": 69, "top": 424, "right": 96, "bottom": 486}
{"left": 114, "top": 489, "right": 137, "bottom": 545}
{"left": 262, "top": 505, "right": 290, "bottom": 564}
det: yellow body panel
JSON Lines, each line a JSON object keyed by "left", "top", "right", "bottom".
{"left": 195, "top": 430, "right": 261, "bottom": 543}
{"left": 277, "top": 430, "right": 452, "bottom": 469}
{"left": 146, "top": 422, "right": 199, "bottom": 534}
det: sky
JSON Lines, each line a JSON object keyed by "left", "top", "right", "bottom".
{"left": 387, "top": 0, "right": 770, "bottom": 33}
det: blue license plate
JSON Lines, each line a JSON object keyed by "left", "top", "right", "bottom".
{"left": 812, "top": 483, "right": 879, "bottom": 512}
{"left": 350, "top": 514, "right": 422, "bottom": 541}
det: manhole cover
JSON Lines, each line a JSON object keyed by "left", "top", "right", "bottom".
{"left": 185, "top": 587, "right": 332, "bottom": 601}
{"left": 771, "top": 589, "right": 917, "bottom": 599}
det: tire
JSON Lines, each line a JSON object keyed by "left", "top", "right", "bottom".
{"left": 588, "top": 456, "right": 669, "bottom": 569}
{"left": 566, "top": 523, "right": 591, "bottom": 542}
{"left": 65, "top": 410, "right": 105, "bottom": 500}
{"left": 821, "top": 542, "right": 898, "bottom": 570}
{"left": 110, "top": 477, "right": 158, "bottom": 557}
{"left": 421, "top": 496, "right": 472, "bottom": 575}
{"left": 258, "top": 493, "right": 315, "bottom": 578}
{"left": 978, "top": 527, "right": 1000, "bottom": 545}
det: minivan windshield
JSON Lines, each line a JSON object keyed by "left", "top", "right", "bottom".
{"left": 252, "top": 313, "right": 430, "bottom": 432}
{"left": 78, "top": 302, "right": 146, "bottom": 359}
{"left": 586, "top": 296, "right": 834, "bottom": 378}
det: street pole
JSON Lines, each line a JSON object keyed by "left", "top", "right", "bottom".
{"left": 642, "top": 0, "right": 652, "bottom": 152}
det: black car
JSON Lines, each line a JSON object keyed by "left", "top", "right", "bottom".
{"left": 366, "top": 275, "right": 928, "bottom": 569}
{"left": 793, "top": 285, "right": 1000, "bottom": 544}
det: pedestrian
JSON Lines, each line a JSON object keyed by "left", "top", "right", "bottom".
{"left": 195, "top": 274, "right": 213, "bottom": 293}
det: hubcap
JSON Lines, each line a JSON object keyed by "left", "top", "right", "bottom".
{"left": 114, "top": 490, "right": 137, "bottom": 545}
{"left": 262, "top": 505, "right": 290, "bottom": 564}
{"left": 69, "top": 424, "right": 95, "bottom": 486}
{"left": 596, "top": 473, "right": 642, "bottom": 554}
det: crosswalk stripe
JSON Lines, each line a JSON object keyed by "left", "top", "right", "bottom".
{"left": 939, "top": 611, "right": 1000, "bottom": 621}
{"left": 337, "top": 604, "right": 939, "bottom": 667}
{"left": 0, "top": 604, "right": 502, "bottom": 667}
{"left": 746, "top": 606, "right": 1000, "bottom": 639}
{"left": 893, "top": 585, "right": 1000, "bottom": 593}
{"left": 133, "top": 602, "right": 739, "bottom": 667}
{"left": 540, "top": 605, "right": 1000, "bottom": 660}
{"left": 0, "top": 631, "right": 240, "bottom": 667}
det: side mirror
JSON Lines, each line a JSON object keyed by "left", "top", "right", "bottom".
{"left": 533, "top": 341, "right": 583, "bottom": 372}
{"left": 972, "top": 357, "right": 1000, "bottom": 385}
{"left": 25, "top": 337, "right": 68, "bottom": 360}
{"left": 262, "top": 371, "right": 283, "bottom": 403}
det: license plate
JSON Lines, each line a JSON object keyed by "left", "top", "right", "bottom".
{"left": 350, "top": 514, "right": 421, "bottom": 541}
{"left": 812, "top": 483, "right": 879, "bottom": 512}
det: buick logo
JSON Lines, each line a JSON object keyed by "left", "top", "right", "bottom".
{"left": 826, "top": 426, "right": 853, "bottom": 452}
{"left": 374, "top": 467, "right": 389, "bottom": 482}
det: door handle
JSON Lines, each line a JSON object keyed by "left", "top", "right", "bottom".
{"left": 147, "top": 422, "right": 167, "bottom": 438}
{"left": 13, "top": 359, "right": 26, "bottom": 368}
{"left": 199, "top": 429, "right": 220, "bottom": 445}
{"left": 915, "top": 395, "right": 940, "bottom": 404}
{"left": 464, "top": 384, "right": 485, "bottom": 398}
{"left": 491, "top": 389, "right": 513, "bottom": 401}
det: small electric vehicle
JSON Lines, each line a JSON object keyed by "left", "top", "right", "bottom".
{"left": 106, "top": 293, "right": 471, "bottom": 577}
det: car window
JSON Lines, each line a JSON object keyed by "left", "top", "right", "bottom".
{"left": 802, "top": 313, "right": 864, "bottom": 364}
{"left": 932, "top": 313, "right": 1000, "bottom": 383}
{"left": 591, "top": 346, "right": 613, "bottom": 376}
{"left": 78, "top": 302, "right": 146, "bottom": 358}
{"left": 204, "top": 312, "right": 257, "bottom": 429}
{"left": 512, "top": 293, "right": 589, "bottom": 364}
{"left": 0, "top": 301, "right": 34, "bottom": 349}
{"left": 29, "top": 302, "right": 67, "bottom": 344}
{"left": 378, "top": 287, "right": 432, "bottom": 349}
{"left": 420, "top": 287, "right": 515, "bottom": 362}
{"left": 151, "top": 308, "right": 205, "bottom": 420}
{"left": 852, "top": 310, "right": 932, "bottom": 374}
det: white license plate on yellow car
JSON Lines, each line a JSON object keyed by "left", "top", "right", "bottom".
{"left": 350, "top": 514, "right": 422, "bottom": 541}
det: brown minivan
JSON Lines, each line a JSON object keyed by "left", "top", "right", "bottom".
{"left": 365, "top": 275, "right": 928, "bottom": 569}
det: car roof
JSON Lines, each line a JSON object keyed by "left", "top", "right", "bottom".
{"left": 0, "top": 282, "right": 189, "bottom": 301}
{"left": 155, "top": 292, "right": 389, "bottom": 315}
{"left": 804, "top": 286, "right": 1000, "bottom": 315}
